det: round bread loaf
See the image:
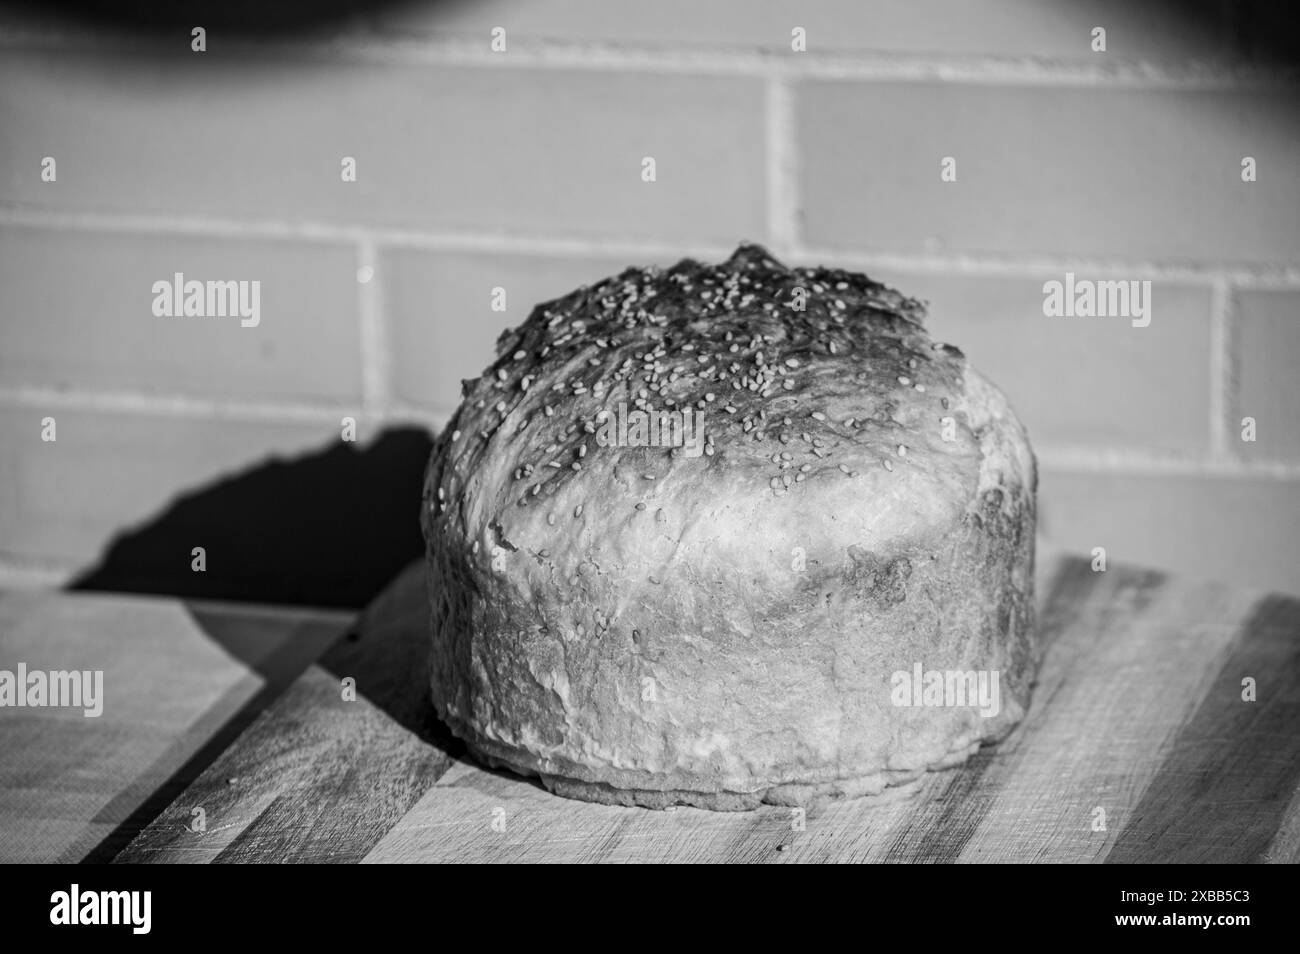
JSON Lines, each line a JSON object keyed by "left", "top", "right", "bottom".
{"left": 421, "top": 244, "right": 1038, "bottom": 810}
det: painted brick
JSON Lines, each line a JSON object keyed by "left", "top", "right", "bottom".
{"left": 384, "top": 250, "right": 675, "bottom": 409}
{"left": 0, "top": 227, "right": 362, "bottom": 402}
{"left": 1234, "top": 289, "right": 1300, "bottom": 462}
{"left": 0, "top": 49, "right": 766, "bottom": 244}
{"left": 375, "top": 0, "right": 1231, "bottom": 61}
{"left": 799, "top": 82, "right": 1300, "bottom": 265}
{"left": 865, "top": 269, "right": 1213, "bottom": 453}
{"left": 1041, "top": 470, "right": 1300, "bottom": 597}
{"left": 0, "top": 409, "right": 336, "bottom": 564}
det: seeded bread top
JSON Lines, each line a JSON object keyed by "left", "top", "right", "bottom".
{"left": 423, "top": 243, "right": 1012, "bottom": 571}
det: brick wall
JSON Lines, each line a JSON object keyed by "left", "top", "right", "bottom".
{"left": 1, "top": 1, "right": 1298, "bottom": 598}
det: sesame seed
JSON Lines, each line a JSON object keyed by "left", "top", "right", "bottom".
{"left": 884, "top": 459, "right": 894, "bottom": 471}
{"left": 898, "top": 376, "right": 911, "bottom": 386}
{"left": 574, "top": 505, "right": 583, "bottom": 518}
{"left": 811, "top": 412, "right": 826, "bottom": 421}
{"left": 451, "top": 429, "right": 461, "bottom": 442}
{"left": 635, "top": 502, "right": 646, "bottom": 511}
{"left": 898, "top": 445, "right": 908, "bottom": 457}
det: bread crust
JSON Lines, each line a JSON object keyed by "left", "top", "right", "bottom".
{"left": 422, "top": 244, "right": 1037, "bottom": 810}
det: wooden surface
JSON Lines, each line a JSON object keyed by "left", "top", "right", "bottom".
{"left": 4, "top": 552, "right": 1299, "bottom": 863}
{"left": 0, "top": 591, "right": 351, "bottom": 863}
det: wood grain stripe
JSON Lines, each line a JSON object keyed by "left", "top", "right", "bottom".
{"left": 117, "top": 563, "right": 457, "bottom": 863}
{"left": 880, "top": 556, "right": 1123, "bottom": 863}
{"left": 1105, "top": 594, "right": 1300, "bottom": 864}
{"left": 85, "top": 605, "right": 345, "bottom": 863}
{"left": 956, "top": 564, "right": 1255, "bottom": 862}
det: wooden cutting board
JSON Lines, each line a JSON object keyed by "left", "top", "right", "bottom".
{"left": 106, "top": 552, "right": 1300, "bottom": 864}
{"left": 0, "top": 592, "right": 351, "bottom": 863}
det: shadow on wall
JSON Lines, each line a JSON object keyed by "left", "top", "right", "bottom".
{"left": 69, "top": 427, "right": 435, "bottom": 609}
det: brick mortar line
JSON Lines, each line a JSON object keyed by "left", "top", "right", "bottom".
{"left": 1, "top": 28, "right": 1297, "bottom": 89}
{"left": 1, "top": 387, "right": 1297, "bottom": 478}
{"left": 0, "top": 557, "right": 77, "bottom": 587}
{"left": 2, "top": 207, "right": 1299, "bottom": 286}
{"left": 0, "top": 386, "right": 378, "bottom": 424}
{"left": 764, "top": 75, "right": 799, "bottom": 256}
{"left": 381, "top": 404, "right": 1300, "bottom": 478}
{"left": 264, "top": 395, "right": 1300, "bottom": 479}
{"left": 356, "top": 237, "right": 391, "bottom": 411}
{"left": 794, "top": 247, "right": 1300, "bottom": 286}
{"left": 1207, "top": 277, "right": 1233, "bottom": 459}
{"left": 1034, "top": 447, "right": 1300, "bottom": 479}
{"left": 0, "top": 206, "right": 730, "bottom": 264}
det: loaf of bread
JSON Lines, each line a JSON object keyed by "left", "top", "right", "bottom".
{"left": 421, "top": 244, "right": 1038, "bottom": 810}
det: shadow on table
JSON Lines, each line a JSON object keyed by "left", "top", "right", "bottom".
{"left": 68, "top": 426, "right": 467, "bottom": 860}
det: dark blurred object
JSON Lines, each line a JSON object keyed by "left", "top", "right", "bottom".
{"left": 0, "top": 0, "right": 456, "bottom": 36}
{"left": 1235, "top": 0, "right": 1300, "bottom": 64}
{"left": 71, "top": 427, "right": 434, "bottom": 608}
{"left": 0, "top": 0, "right": 1296, "bottom": 65}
